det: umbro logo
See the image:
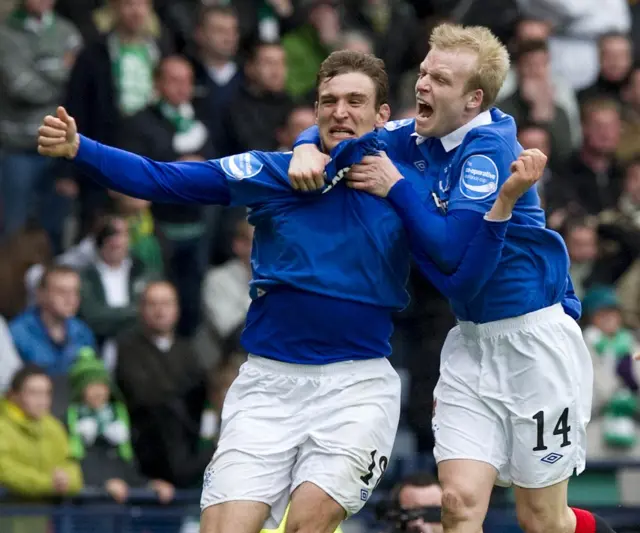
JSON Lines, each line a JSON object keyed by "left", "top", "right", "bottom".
{"left": 541, "top": 453, "right": 563, "bottom": 464}
{"left": 414, "top": 160, "right": 426, "bottom": 171}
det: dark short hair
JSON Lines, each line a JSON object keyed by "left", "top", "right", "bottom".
{"left": 197, "top": 5, "right": 238, "bottom": 27}
{"left": 580, "top": 96, "right": 621, "bottom": 122}
{"left": 39, "top": 264, "right": 79, "bottom": 290}
{"left": 598, "top": 31, "right": 631, "bottom": 48}
{"left": 247, "top": 39, "right": 283, "bottom": 63}
{"left": 390, "top": 472, "right": 439, "bottom": 506}
{"left": 513, "top": 39, "right": 548, "bottom": 62}
{"left": 10, "top": 364, "right": 50, "bottom": 393}
{"left": 316, "top": 50, "right": 388, "bottom": 108}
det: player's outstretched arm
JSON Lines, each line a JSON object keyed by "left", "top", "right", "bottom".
{"left": 38, "top": 107, "right": 232, "bottom": 205}
{"left": 39, "top": 107, "right": 296, "bottom": 208}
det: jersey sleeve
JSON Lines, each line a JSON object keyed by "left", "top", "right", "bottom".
{"left": 412, "top": 216, "right": 508, "bottom": 301}
{"left": 447, "top": 135, "right": 518, "bottom": 215}
{"left": 561, "top": 275, "right": 582, "bottom": 321}
{"left": 386, "top": 178, "right": 484, "bottom": 272}
{"left": 74, "top": 135, "right": 292, "bottom": 207}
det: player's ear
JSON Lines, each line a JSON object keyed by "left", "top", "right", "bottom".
{"left": 375, "top": 103, "right": 391, "bottom": 127}
{"left": 466, "top": 89, "right": 483, "bottom": 112}
{"left": 314, "top": 101, "right": 319, "bottom": 124}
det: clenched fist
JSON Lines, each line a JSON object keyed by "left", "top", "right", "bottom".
{"left": 500, "top": 149, "right": 547, "bottom": 205}
{"left": 37, "top": 106, "right": 80, "bottom": 159}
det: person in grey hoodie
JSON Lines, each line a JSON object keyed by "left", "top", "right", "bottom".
{"left": 0, "top": 0, "right": 81, "bottom": 251}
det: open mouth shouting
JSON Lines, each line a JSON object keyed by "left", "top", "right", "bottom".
{"left": 416, "top": 98, "right": 434, "bottom": 120}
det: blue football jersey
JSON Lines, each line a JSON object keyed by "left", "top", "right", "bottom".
{"left": 375, "top": 109, "right": 574, "bottom": 322}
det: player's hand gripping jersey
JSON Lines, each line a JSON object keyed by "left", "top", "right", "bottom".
{"left": 73, "top": 133, "right": 508, "bottom": 364}
{"left": 295, "top": 109, "right": 581, "bottom": 322}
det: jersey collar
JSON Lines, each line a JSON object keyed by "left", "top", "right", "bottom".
{"left": 411, "top": 110, "right": 493, "bottom": 152}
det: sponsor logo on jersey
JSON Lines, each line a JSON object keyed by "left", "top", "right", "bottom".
{"left": 459, "top": 155, "right": 499, "bottom": 200}
{"left": 220, "top": 152, "right": 264, "bottom": 180}
{"left": 384, "top": 118, "right": 414, "bottom": 131}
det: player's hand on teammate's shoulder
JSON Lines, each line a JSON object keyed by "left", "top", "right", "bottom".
{"left": 37, "top": 106, "right": 80, "bottom": 160}
{"left": 500, "top": 149, "right": 547, "bottom": 204}
{"left": 347, "top": 151, "right": 403, "bottom": 198}
{"left": 289, "top": 144, "right": 330, "bottom": 192}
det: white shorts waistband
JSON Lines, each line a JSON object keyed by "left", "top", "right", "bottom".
{"left": 246, "top": 354, "right": 391, "bottom": 377}
{"left": 457, "top": 303, "right": 565, "bottom": 340}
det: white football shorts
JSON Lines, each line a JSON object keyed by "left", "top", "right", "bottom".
{"left": 433, "top": 303, "right": 593, "bottom": 488}
{"left": 200, "top": 354, "right": 401, "bottom": 524}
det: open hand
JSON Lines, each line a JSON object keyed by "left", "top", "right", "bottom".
{"left": 38, "top": 106, "right": 80, "bottom": 159}
{"left": 347, "top": 152, "right": 403, "bottom": 197}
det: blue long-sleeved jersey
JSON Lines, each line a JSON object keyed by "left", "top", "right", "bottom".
{"left": 73, "top": 134, "right": 508, "bottom": 363}
{"left": 295, "top": 109, "right": 581, "bottom": 323}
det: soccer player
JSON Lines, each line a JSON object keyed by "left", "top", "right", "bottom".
{"left": 37, "top": 52, "right": 544, "bottom": 533}
{"left": 289, "top": 24, "right": 615, "bottom": 533}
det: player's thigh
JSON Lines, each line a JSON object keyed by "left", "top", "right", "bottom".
{"left": 285, "top": 482, "right": 345, "bottom": 533}
{"left": 513, "top": 479, "right": 575, "bottom": 533}
{"left": 201, "top": 359, "right": 300, "bottom": 511}
{"left": 201, "top": 501, "right": 270, "bottom": 533}
{"left": 292, "top": 358, "right": 401, "bottom": 517}
{"left": 507, "top": 317, "right": 592, "bottom": 488}
{"left": 433, "top": 327, "right": 509, "bottom": 479}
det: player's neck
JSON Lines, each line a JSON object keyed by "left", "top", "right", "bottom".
{"left": 580, "top": 147, "right": 612, "bottom": 174}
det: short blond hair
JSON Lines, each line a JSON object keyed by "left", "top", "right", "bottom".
{"left": 429, "top": 23, "right": 510, "bottom": 111}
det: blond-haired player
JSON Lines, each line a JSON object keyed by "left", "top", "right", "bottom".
{"left": 290, "top": 23, "right": 617, "bottom": 533}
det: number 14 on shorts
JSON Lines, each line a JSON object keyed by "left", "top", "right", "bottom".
{"left": 532, "top": 407, "right": 571, "bottom": 457}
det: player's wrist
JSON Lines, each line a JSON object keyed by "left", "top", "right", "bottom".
{"left": 67, "top": 134, "right": 80, "bottom": 159}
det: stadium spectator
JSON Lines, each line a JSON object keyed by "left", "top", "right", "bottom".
{"left": 0, "top": 223, "right": 52, "bottom": 320}
{"left": 61, "top": 0, "right": 172, "bottom": 237}
{"left": 276, "top": 105, "right": 316, "bottom": 151}
{"left": 547, "top": 98, "right": 624, "bottom": 215}
{"left": 108, "top": 191, "right": 164, "bottom": 277}
{"left": 516, "top": 0, "right": 631, "bottom": 91}
{"left": 224, "top": 40, "right": 292, "bottom": 153}
{"left": 579, "top": 32, "right": 634, "bottom": 104}
{"left": 10, "top": 265, "right": 95, "bottom": 376}
{"left": 115, "top": 281, "right": 212, "bottom": 488}
{"left": 597, "top": 159, "right": 640, "bottom": 328}
{"left": 118, "top": 55, "right": 215, "bottom": 337}
{"left": 200, "top": 219, "right": 253, "bottom": 369}
{"left": 517, "top": 123, "right": 554, "bottom": 204}
{"left": 79, "top": 215, "right": 155, "bottom": 369}
{"left": 282, "top": 0, "right": 342, "bottom": 101}
{"left": 0, "top": 317, "right": 22, "bottom": 394}
{"left": 66, "top": 348, "right": 175, "bottom": 504}
{"left": 378, "top": 472, "right": 443, "bottom": 533}
{"left": 618, "top": 63, "right": 640, "bottom": 163}
{"left": 563, "top": 218, "right": 600, "bottom": 299}
{"left": 497, "top": 39, "right": 574, "bottom": 166}
{"left": 0, "top": 365, "right": 83, "bottom": 498}
{"left": 191, "top": 5, "right": 243, "bottom": 154}
{"left": 0, "top": 0, "right": 82, "bottom": 250}
{"left": 582, "top": 286, "right": 640, "bottom": 454}
{"left": 198, "top": 353, "right": 246, "bottom": 449}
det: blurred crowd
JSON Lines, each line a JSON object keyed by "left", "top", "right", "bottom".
{"left": 1, "top": 0, "right": 640, "bottom": 513}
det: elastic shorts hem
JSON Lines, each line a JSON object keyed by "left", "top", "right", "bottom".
{"left": 290, "top": 478, "right": 352, "bottom": 518}
{"left": 434, "top": 454, "right": 503, "bottom": 474}
{"left": 200, "top": 496, "right": 272, "bottom": 513}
